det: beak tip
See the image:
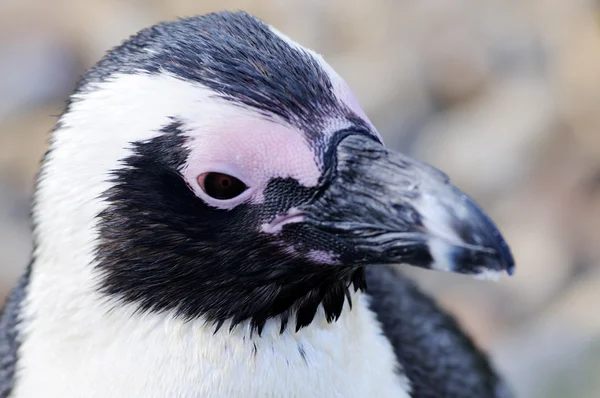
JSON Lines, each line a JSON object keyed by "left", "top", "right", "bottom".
{"left": 505, "top": 259, "right": 516, "bottom": 276}
{"left": 438, "top": 235, "right": 515, "bottom": 279}
{"left": 497, "top": 237, "right": 515, "bottom": 276}
{"left": 460, "top": 195, "right": 516, "bottom": 277}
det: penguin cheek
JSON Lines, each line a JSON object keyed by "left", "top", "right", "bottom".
{"left": 268, "top": 221, "right": 347, "bottom": 269}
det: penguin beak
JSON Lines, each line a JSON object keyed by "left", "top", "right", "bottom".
{"left": 303, "top": 133, "right": 515, "bottom": 277}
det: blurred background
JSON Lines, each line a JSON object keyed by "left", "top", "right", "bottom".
{"left": 1, "top": 0, "right": 599, "bottom": 396}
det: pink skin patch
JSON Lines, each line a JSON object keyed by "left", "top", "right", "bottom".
{"left": 306, "top": 250, "right": 338, "bottom": 265}
{"left": 261, "top": 208, "right": 307, "bottom": 234}
{"left": 278, "top": 245, "right": 338, "bottom": 265}
{"left": 182, "top": 115, "right": 322, "bottom": 210}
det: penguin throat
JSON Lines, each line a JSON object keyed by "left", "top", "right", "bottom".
{"left": 239, "top": 267, "right": 367, "bottom": 335}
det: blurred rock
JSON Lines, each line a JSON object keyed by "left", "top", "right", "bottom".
{"left": 1, "top": 0, "right": 600, "bottom": 396}
{"left": 499, "top": 204, "right": 572, "bottom": 311}
{"left": 0, "top": 30, "right": 80, "bottom": 121}
{"left": 494, "top": 264, "right": 600, "bottom": 398}
{"left": 0, "top": 107, "right": 57, "bottom": 183}
{"left": 555, "top": 12, "right": 600, "bottom": 160}
{"left": 0, "top": 178, "right": 31, "bottom": 303}
{"left": 414, "top": 77, "right": 557, "bottom": 197}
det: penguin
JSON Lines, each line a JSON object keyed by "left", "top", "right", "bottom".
{"left": 0, "top": 11, "right": 515, "bottom": 398}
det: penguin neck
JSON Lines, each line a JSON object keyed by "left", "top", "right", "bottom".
{"left": 17, "top": 255, "right": 412, "bottom": 398}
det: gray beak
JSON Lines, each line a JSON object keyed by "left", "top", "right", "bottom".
{"left": 304, "top": 133, "right": 515, "bottom": 278}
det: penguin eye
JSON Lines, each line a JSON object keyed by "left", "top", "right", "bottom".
{"left": 198, "top": 172, "right": 248, "bottom": 200}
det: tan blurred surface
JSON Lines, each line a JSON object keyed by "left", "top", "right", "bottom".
{"left": 1, "top": 1, "right": 600, "bottom": 397}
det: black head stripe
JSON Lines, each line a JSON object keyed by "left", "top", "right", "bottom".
{"left": 74, "top": 11, "right": 366, "bottom": 141}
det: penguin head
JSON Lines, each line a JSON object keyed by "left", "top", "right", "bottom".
{"left": 35, "top": 11, "right": 513, "bottom": 333}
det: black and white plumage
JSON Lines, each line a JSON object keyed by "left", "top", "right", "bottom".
{"left": 0, "top": 11, "right": 514, "bottom": 398}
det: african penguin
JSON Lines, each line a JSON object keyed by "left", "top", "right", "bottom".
{"left": 0, "top": 11, "right": 515, "bottom": 398}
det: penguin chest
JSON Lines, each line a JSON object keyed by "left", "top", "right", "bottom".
{"left": 12, "top": 295, "right": 410, "bottom": 398}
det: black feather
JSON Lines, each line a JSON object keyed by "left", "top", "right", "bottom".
{"left": 0, "top": 264, "right": 31, "bottom": 398}
{"left": 365, "top": 265, "right": 513, "bottom": 398}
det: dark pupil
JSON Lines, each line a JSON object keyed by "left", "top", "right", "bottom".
{"left": 204, "top": 172, "right": 247, "bottom": 200}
